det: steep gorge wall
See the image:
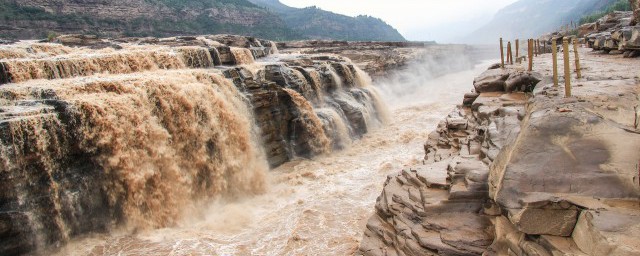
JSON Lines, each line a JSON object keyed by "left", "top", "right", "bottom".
{"left": 0, "top": 35, "right": 389, "bottom": 255}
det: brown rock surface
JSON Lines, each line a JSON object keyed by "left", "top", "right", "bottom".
{"left": 278, "top": 41, "right": 490, "bottom": 80}
{"left": 359, "top": 46, "right": 640, "bottom": 255}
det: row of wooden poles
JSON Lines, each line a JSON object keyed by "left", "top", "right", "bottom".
{"left": 499, "top": 37, "right": 582, "bottom": 97}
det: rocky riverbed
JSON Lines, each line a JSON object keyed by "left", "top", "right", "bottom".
{"left": 358, "top": 41, "right": 640, "bottom": 255}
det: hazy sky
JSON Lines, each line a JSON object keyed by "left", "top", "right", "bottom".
{"left": 279, "top": 0, "right": 519, "bottom": 42}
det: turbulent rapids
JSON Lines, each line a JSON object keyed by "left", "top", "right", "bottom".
{"left": 0, "top": 35, "right": 392, "bottom": 255}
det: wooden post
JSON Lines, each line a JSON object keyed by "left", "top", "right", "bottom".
{"left": 538, "top": 40, "right": 542, "bottom": 54}
{"left": 505, "top": 41, "right": 509, "bottom": 64}
{"left": 538, "top": 40, "right": 542, "bottom": 55}
{"left": 552, "top": 38, "right": 559, "bottom": 87}
{"left": 573, "top": 38, "right": 582, "bottom": 79}
{"left": 508, "top": 41, "right": 514, "bottom": 65}
{"left": 534, "top": 39, "right": 538, "bottom": 57}
{"left": 563, "top": 38, "right": 571, "bottom": 97}
{"left": 527, "top": 39, "right": 533, "bottom": 71}
{"left": 500, "top": 38, "right": 505, "bottom": 69}
{"left": 515, "top": 39, "right": 520, "bottom": 60}
{"left": 510, "top": 42, "right": 514, "bottom": 64}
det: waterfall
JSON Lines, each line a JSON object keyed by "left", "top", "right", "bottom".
{"left": 209, "top": 47, "right": 222, "bottom": 66}
{"left": 352, "top": 64, "right": 391, "bottom": 124}
{"left": 319, "top": 64, "right": 343, "bottom": 92}
{"left": 0, "top": 47, "right": 220, "bottom": 84}
{"left": 0, "top": 42, "right": 73, "bottom": 59}
{"left": 353, "top": 65, "right": 373, "bottom": 88}
{"left": 315, "top": 107, "right": 352, "bottom": 149}
{"left": 363, "top": 86, "right": 391, "bottom": 124}
{"left": 0, "top": 70, "right": 269, "bottom": 251}
{"left": 268, "top": 41, "right": 279, "bottom": 54}
{"left": 295, "top": 67, "right": 325, "bottom": 105}
{"left": 176, "top": 46, "right": 214, "bottom": 68}
{"left": 0, "top": 36, "right": 391, "bottom": 255}
{"left": 230, "top": 47, "right": 255, "bottom": 65}
{"left": 282, "top": 88, "right": 331, "bottom": 155}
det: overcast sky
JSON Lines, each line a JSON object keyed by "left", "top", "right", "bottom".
{"left": 279, "top": 0, "right": 520, "bottom": 43}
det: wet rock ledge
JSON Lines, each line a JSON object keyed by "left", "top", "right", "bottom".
{"left": 358, "top": 55, "right": 640, "bottom": 255}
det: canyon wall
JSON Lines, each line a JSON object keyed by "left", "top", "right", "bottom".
{"left": 0, "top": 34, "right": 389, "bottom": 255}
{"left": 359, "top": 46, "right": 640, "bottom": 255}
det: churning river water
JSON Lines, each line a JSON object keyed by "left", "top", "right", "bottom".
{"left": 53, "top": 59, "right": 494, "bottom": 256}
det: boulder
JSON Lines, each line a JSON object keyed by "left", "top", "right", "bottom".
{"left": 626, "top": 26, "right": 640, "bottom": 49}
{"left": 507, "top": 200, "right": 579, "bottom": 236}
{"left": 504, "top": 71, "right": 542, "bottom": 92}
{"left": 487, "top": 63, "right": 502, "bottom": 70}
{"left": 473, "top": 69, "right": 510, "bottom": 93}
{"left": 573, "top": 211, "right": 640, "bottom": 256}
{"left": 463, "top": 92, "right": 480, "bottom": 106}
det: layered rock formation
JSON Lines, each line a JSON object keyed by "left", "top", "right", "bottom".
{"left": 0, "top": 0, "right": 295, "bottom": 40}
{"left": 0, "top": 0, "right": 405, "bottom": 41}
{"left": 278, "top": 41, "right": 490, "bottom": 79}
{"left": 579, "top": 11, "right": 640, "bottom": 56}
{"left": 0, "top": 34, "right": 388, "bottom": 255}
{"left": 359, "top": 46, "right": 640, "bottom": 255}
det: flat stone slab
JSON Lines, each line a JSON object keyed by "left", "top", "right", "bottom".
{"left": 573, "top": 210, "right": 640, "bottom": 256}
{"left": 413, "top": 161, "right": 450, "bottom": 190}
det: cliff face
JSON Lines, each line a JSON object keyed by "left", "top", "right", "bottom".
{"left": 359, "top": 45, "right": 640, "bottom": 255}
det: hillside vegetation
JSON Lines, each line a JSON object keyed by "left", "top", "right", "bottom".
{"left": 0, "top": 0, "right": 404, "bottom": 41}
{"left": 248, "top": 0, "right": 405, "bottom": 41}
{"left": 464, "top": 0, "right": 621, "bottom": 43}
{"left": 579, "top": 0, "right": 631, "bottom": 23}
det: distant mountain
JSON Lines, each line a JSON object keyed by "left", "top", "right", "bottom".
{"left": 248, "top": 0, "right": 406, "bottom": 41}
{"left": 0, "top": 0, "right": 405, "bottom": 41}
{"left": 464, "top": 0, "right": 619, "bottom": 44}
{"left": 0, "top": 0, "right": 300, "bottom": 40}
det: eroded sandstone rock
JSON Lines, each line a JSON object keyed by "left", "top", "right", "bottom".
{"left": 473, "top": 69, "right": 510, "bottom": 93}
{"left": 360, "top": 55, "right": 640, "bottom": 255}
